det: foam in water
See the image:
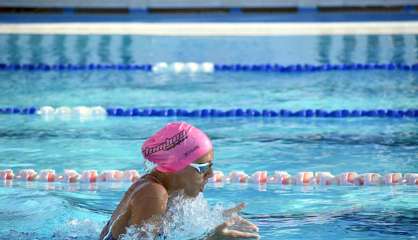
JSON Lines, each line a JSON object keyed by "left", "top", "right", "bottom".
{"left": 121, "top": 193, "right": 225, "bottom": 240}
{"left": 51, "top": 219, "right": 102, "bottom": 240}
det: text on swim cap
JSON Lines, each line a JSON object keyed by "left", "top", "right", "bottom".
{"left": 184, "top": 145, "right": 199, "bottom": 157}
{"left": 142, "top": 130, "right": 188, "bottom": 157}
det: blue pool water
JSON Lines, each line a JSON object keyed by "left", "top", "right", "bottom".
{"left": 0, "top": 34, "right": 417, "bottom": 239}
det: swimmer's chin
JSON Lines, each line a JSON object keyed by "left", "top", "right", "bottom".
{"left": 186, "top": 191, "right": 201, "bottom": 198}
{"left": 188, "top": 189, "right": 204, "bottom": 198}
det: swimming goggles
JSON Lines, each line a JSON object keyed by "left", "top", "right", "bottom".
{"left": 189, "top": 162, "right": 213, "bottom": 174}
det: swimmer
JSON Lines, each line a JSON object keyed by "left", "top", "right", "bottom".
{"left": 100, "top": 122, "right": 259, "bottom": 240}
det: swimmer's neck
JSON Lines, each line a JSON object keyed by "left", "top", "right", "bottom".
{"left": 149, "top": 170, "right": 187, "bottom": 196}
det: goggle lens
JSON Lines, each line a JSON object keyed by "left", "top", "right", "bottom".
{"left": 190, "top": 162, "right": 212, "bottom": 174}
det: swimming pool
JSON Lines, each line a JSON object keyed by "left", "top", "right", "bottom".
{"left": 0, "top": 33, "right": 417, "bottom": 239}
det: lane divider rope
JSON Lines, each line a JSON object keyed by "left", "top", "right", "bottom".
{"left": 0, "top": 169, "right": 417, "bottom": 186}
{"left": 1, "top": 62, "right": 418, "bottom": 73}
{"left": 0, "top": 106, "right": 417, "bottom": 118}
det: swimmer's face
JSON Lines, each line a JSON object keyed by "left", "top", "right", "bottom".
{"left": 181, "top": 150, "right": 214, "bottom": 197}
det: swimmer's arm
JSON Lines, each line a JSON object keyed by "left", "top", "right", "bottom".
{"left": 129, "top": 184, "right": 168, "bottom": 234}
{"left": 129, "top": 195, "right": 167, "bottom": 225}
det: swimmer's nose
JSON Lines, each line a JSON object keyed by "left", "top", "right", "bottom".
{"left": 205, "top": 168, "right": 214, "bottom": 179}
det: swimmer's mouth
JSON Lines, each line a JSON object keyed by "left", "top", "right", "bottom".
{"left": 200, "top": 180, "right": 208, "bottom": 192}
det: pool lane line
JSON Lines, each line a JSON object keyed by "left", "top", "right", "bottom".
{"left": 1, "top": 169, "right": 417, "bottom": 186}
{"left": 0, "top": 107, "right": 417, "bottom": 118}
{"left": 0, "top": 63, "right": 417, "bottom": 73}
{"left": 1, "top": 21, "right": 418, "bottom": 35}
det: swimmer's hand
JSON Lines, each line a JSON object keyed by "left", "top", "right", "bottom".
{"left": 223, "top": 203, "right": 259, "bottom": 232}
{"left": 207, "top": 216, "right": 259, "bottom": 239}
{"left": 223, "top": 203, "right": 246, "bottom": 217}
{"left": 206, "top": 203, "right": 259, "bottom": 239}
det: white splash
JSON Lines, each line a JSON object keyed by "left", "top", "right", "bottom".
{"left": 52, "top": 219, "right": 102, "bottom": 239}
{"left": 121, "top": 193, "right": 225, "bottom": 240}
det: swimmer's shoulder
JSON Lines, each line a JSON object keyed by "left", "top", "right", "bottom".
{"left": 131, "top": 179, "right": 168, "bottom": 202}
{"left": 127, "top": 174, "right": 165, "bottom": 193}
{"left": 128, "top": 178, "right": 168, "bottom": 224}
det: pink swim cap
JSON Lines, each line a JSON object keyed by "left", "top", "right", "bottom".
{"left": 141, "top": 122, "right": 213, "bottom": 173}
